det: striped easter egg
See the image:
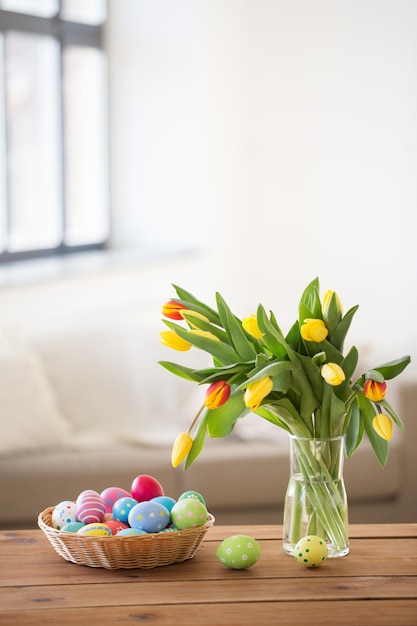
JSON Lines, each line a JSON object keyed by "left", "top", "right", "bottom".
{"left": 75, "top": 489, "right": 106, "bottom": 524}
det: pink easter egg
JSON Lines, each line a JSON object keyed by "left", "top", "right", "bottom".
{"left": 75, "top": 490, "right": 106, "bottom": 524}
{"left": 100, "top": 486, "right": 131, "bottom": 513}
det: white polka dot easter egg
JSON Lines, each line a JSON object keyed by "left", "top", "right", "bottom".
{"left": 178, "top": 490, "right": 206, "bottom": 506}
{"left": 294, "top": 535, "right": 328, "bottom": 567}
{"left": 170, "top": 498, "right": 208, "bottom": 530}
{"left": 216, "top": 535, "right": 261, "bottom": 569}
{"left": 51, "top": 501, "right": 77, "bottom": 530}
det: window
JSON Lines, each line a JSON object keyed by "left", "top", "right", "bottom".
{"left": 0, "top": 0, "right": 108, "bottom": 262}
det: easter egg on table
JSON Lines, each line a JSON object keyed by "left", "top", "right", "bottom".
{"left": 294, "top": 535, "right": 328, "bottom": 567}
{"left": 75, "top": 490, "right": 106, "bottom": 524}
{"left": 128, "top": 501, "right": 170, "bottom": 533}
{"left": 51, "top": 501, "right": 77, "bottom": 530}
{"left": 131, "top": 474, "right": 164, "bottom": 502}
{"left": 170, "top": 498, "right": 208, "bottom": 530}
{"left": 216, "top": 535, "right": 261, "bottom": 569}
{"left": 100, "top": 487, "right": 131, "bottom": 513}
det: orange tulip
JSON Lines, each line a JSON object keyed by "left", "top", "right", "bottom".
{"left": 364, "top": 379, "right": 387, "bottom": 402}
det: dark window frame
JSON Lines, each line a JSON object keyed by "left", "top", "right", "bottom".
{"left": 0, "top": 5, "right": 108, "bottom": 264}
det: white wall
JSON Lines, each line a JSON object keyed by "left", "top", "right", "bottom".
{"left": 106, "top": 0, "right": 417, "bottom": 377}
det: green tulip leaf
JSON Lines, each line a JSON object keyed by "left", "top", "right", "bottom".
{"left": 172, "top": 285, "right": 221, "bottom": 324}
{"left": 299, "top": 277, "right": 322, "bottom": 319}
{"left": 373, "top": 356, "right": 411, "bottom": 380}
{"left": 360, "top": 394, "right": 389, "bottom": 467}
{"left": 158, "top": 360, "right": 205, "bottom": 382}
{"left": 330, "top": 305, "right": 359, "bottom": 352}
{"left": 215, "top": 292, "right": 257, "bottom": 362}
{"left": 345, "top": 396, "right": 362, "bottom": 457}
{"left": 185, "top": 412, "right": 209, "bottom": 469}
{"left": 164, "top": 320, "right": 239, "bottom": 364}
{"left": 207, "top": 392, "right": 248, "bottom": 437}
{"left": 236, "top": 360, "right": 294, "bottom": 389}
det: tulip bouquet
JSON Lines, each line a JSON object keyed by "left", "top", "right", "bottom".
{"left": 159, "top": 278, "right": 410, "bottom": 554}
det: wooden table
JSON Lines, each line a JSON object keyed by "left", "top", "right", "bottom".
{"left": 1, "top": 524, "right": 416, "bottom": 625}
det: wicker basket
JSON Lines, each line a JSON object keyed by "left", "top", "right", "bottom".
{"left": 38, "top": 506, "right": 215, "bottom": 569}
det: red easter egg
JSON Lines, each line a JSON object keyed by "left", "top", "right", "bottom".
{"left": 131, "top": 475, "right": 164, "bottom": 502}
{"left": 104, "top": 519, "right": 129, "bottom": 535}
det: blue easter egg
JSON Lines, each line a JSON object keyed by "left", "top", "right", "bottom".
{"left": 128, "top": 501, "right": 170, "bottom": 533}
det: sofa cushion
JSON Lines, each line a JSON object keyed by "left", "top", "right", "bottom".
{"left": 23, "top": 310, "right": 195, "bottom": 445}
{"left": 0, "top": 329, "right": 71, "bottom": 456}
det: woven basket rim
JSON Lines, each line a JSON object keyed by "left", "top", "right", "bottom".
{"left": 38, "top": 505, "right": 215, "bottom": 539}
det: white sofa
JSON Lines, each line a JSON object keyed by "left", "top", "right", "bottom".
{"left": 0, "top": 259, "right": 415, "bottom": 529}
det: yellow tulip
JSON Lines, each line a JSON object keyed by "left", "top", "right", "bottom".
{"left": 244, "top": 377, "right": 273, "bottom": 410}
{"left": 372, "top": 414, "right": 393, "bottom": 441}
{"left": 242, "top": 314, "right": 263, "bottom": 339}
{"left": 322, "top": 290, "right": 343, "bottom": 317}
{"left": 171, "top": 432, "right": 193, "bottom": 467}
{"left": 321, "top": 363, "right": 346, "bottom": 386}
{"left": 181, "top": 309, "right": 210, "bottom": 329}
{"left": 188, "top": 329, "right": 220, "bottom": 342}
{"left": 300, "top": 318, "right": 329, "bottom": 343}
{"left": 159, "top": 330, "right": 191, "bottom": 351}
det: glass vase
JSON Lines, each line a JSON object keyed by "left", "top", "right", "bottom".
{"left": 283, "top": 435, "right": 349, "bottom": 558}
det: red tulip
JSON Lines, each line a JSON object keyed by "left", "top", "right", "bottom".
{"left": 162, "top": 300, "right": 187, "bottom": 320}
{"left": 205, "top": 380, "right": 231, "bottom": 410}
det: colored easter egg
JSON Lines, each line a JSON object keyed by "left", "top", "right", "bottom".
{"left": 77, "top": 523, "right": 112, "bottom": 537}
{"left": 151, "top": 495, "right": 176, "bottom": 513}
{"left": 60, "top": 521, "right": 85, "bottom": 533}
{"left": 128, "top": 501, "right": 170, "bottom": 533}
{"left": 216, "top": 535, "right": 261, "bottom": 569}
{"left": 100, "top": 487, "right": 131, "bottom": 513}
{"left": 104, "top": 520, "right": 130, "bottom": 535}
{"left": 51, "top": 501, "right": 77, "bottom": 530}
{"left": 131, "top": 474, "right": 164, "bottom": 502}
{"left": 294, "top": 535, "right": 328, "bottom": 567}
{"left": 178, "top": 490, "right": 206, "bottom": 506}
{"left": 112, "top": 496, "right": 138, "bottom": 524}
{"left": 116, "top": 528, "right": 148, "bottom": 537}
{"left": 170, "top": 498, "right": 208, "bottom": 530}
{"left": 75, "top": 490, "right": 106, "bottom": 524}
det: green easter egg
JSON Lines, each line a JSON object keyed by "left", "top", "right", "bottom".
{"left": 216, "top": 535, "right": 261, "bottom": 569}
{"left": 170, "top": 498, "right": 208, "bottom": 529}
{"left": 178, "top": 490, "right": 206, "bottom": 506}
{"left": 294, "top": 535, "right": 328, "bottom": 567}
